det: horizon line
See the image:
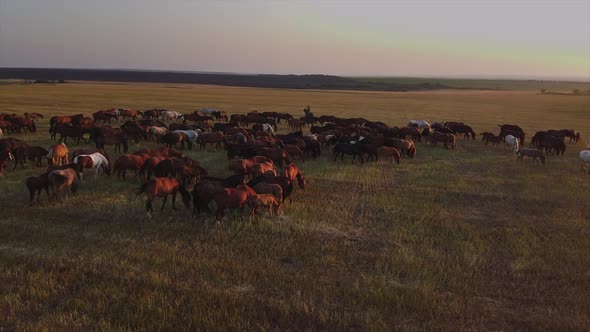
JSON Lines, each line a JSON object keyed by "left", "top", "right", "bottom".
{"left": 1, "top": 66, "right": 589, "bottom": 83}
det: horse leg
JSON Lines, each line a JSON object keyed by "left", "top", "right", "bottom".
{"left": 161, "top": 195, "right": 168, "bottom": 211}
{"left": 171, "top": 191, "right": 177, "bottom": 210}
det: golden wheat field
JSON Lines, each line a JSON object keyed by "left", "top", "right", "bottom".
{"left": 1, "top": 81, "right": 589, "bottom": 330}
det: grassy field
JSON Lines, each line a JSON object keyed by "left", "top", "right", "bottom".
{"left": 1, "top": 81, "right": 589, "bottom": 330}
{"left": 351, "top": 76, "right": 590, "bottom": 92}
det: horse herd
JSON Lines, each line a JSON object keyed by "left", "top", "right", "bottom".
{"left": 1, "top": 107, "right": 589, "bottom": 221}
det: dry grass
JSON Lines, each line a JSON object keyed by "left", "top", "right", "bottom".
{"left": 0, "top": 81, "right": 589, "bottom": 330}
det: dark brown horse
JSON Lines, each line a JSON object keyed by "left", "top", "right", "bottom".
{"left": 26, "top": 172, "right": 50, "bottom": 205}
{"left": 114, "top": 154, "right": 150, "bottom": 180}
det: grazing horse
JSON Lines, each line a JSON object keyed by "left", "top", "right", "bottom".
{"left": 376, "top": 146, "right": 401, "bottom": 164}
{"left": 446, "top": 122, "right": 476, "bottom": 140}
{"left": 399, "top": 127, "right": 422, "bottom": 142}
{"left": 253, "top": 183, "right": 283, "bottom": 203}
{"left": 0, "top": 150, "right": 14, "bottom": 176}
{"left": 408, "top": 120, "right": 431, "bottom": 130}
{"left": 283, "top": 163, "right": 306, "bottom": 189}
{"left": 136, "top": 177, "right": 192, "bottom": 214}
{"left": 333, "top": 143, "right": 364, "bottom": 164}
{"left": 480, "top": 132, "right": 502, "bottom": 146}
{"left": 73, "top": 152, "right": 111, "bottom": 178}
{"left": 579, "top": 150, "right": 590, "bottom": 174}
{"left": 48, "top": 164, "right": 81, "bottom": 202}
{"left": 385, "top": 138, "right": 416, "bottom": 158}
{"left": 516, "top": 148, "right": 546, "bottom": 166}
{"left": 26, "top": 172, "right": 50, "bottom": 205}
{"left": 247, "top": 194, "right": 281, "bottom": 220}
{"left": 429, "top": 132, "right": 456, "bottom": 150}
{"left": 505, "top": 135, "right": 519, "bottom": 153}
{"left": 212, "top": 184, "right": 257, "bottom": 221}
{"left": 47, "top": 143, "right": 69, "bottom": 166}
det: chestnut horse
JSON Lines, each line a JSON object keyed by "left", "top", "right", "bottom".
{"left": 212, "top": 184, "right": 257, "bottom": 221}
{"left": 283, "top": 163, "right": 306, "bottom": 189}
{"left": 136, "top": 177, "right": 192, "bottom": 214}
{"left": 48, "top": 164, "right": 81, "bottom": 202}
{"left": 47, "top": 143, "right": 69, "bottom": 166}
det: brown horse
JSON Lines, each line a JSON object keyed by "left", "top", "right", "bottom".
{"left": 247, "top": 194, "right": 281, "bottom": 220}
{"left": 47, "top": 143, "right": 69, "bottom": 166}
{"left": 250, "top": 162, "right": 276, "bottom": 177}
{"left": 197, "top": 132, "right": 225, "bottom": 150}
{"left": 255, "top": 147, "right": 290, "bottom": 167}
{"left": 138, "top": 156, "right": 167, "bottom": 179}
{"left": 136, "top": 177, "right": 192, "bottom": 214}
{"left": 114, "top": 154, "right": 150, "bottom": 180}
{"left": 253, "top": 183, "right": 283, "bottom": 203}
{"left": 212, "top": 184, "right": 257, "bottom": 221}
{"left": 376, "top": 146, "right": 401, "bottom": 164}
{"left": 429, "top": 132, "right": 456, "bottom": 150}
{"left": 517, "top": 148, "right": 546, "bottom": 166}
{"left": 48, "top": 164, "right": 80, "bottom": 202}
{"left": 283, "top": 163, "right": 306, "bottom": 189}
{"left": 24, "top": 112, "right": 44, "bottom": 122}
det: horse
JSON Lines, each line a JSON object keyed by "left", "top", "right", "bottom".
{"left": 211, "top": 111, "right": 228, "bottom": 122}
{"left": 114, "top": 154, "right": 150, "bottom": 180}
{"left": 0, "top": 150, "right": 14, "bottom": 176}
{"left": 407, "top": 120, "right": 431, "bottom": 130}
{"left": 136, "top": 177, "right": 192, "bottom": 214}
{"left": 376, "top": 146, "right": 401, "bottom": 164}
{"left": 384, "top": 138, "right": 416, "bottom": 159}
{"left": 26, "top": 172, "right": 50, "bottom": 205}
{"left": 253, "top": 183, "right": 283, "bottom": 203}
{"left": 516, "top": 148, "right": 545, "bottom": 166}
{"left": 539, "top": 135, "right": 566, "bottom": 156}
{"left": 47, "top": 143, "right": 69, "bottom": 166}
{"left": 446, "top": 122, "right": 476, "bottom": 140}
{"left": 73, "top": 152, "right": 111, "bottom": 178}
{"left": 148, "top": 126, "right": 169, "bottom": 141}
{"left": 283, "top": 163, "right": 306, "bottom": 189}
{"left": 212, "top": 184, "right": 257, "bottom": 221}
{"left": 197, "top": 132, "right": 225, "bottom": 150}
{"left": 24, "top": 112, "right": 44, "bottom": 122}
{"left": 579, "top": 150, "right": 590, "bottom": 174}
{"left": 254, "top": 147, "right": 290, "bottom": 167}
{"left": 247, "top": 194, "right": 281, "bottom": 220}
{"left": 172, "top": 130, "right": 199, "bottom": 144}
{"left": 248, "top": 175, "right": 294, "bottom": 204}
{"left": 160, "top": 110, "right": 183, "bottom": 121}
{"left": 429, "top": 132, "right": 456, "bottom": 150}
{"left": 48, "top": 164, "right": 81, "bottom": 202}
{"left": 505, "top": 135, "right": 519, "bottom": 153}
{"left": 250, "top": 161, "right": 276, "bottom": 177}
{"left": 13, "top": 146, "right": 48, "bottom": 170}
{"left": 399, "top": 127, "right": 422, "bottom": 142}
{"left": 92, "top": 110, "right": 118, "bottom": 124}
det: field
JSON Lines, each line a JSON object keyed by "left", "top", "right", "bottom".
{"left": 1, "top": 81, "right": 589, "bottom": 330}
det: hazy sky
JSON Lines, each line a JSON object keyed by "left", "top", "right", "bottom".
{"left": 1, "top": 0, "right": 589, "bottom": 80}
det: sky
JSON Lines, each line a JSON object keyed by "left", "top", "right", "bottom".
{"left": 1, "top": 0, "right": 589, "bottom": 80}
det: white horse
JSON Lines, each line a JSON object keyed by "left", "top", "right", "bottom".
{"left": 262, "top": 123, "right": 274, "bottom": 134}
{"left": 172, "top": 129, "right": 200, "bottom": 143}
{"left": 408, "top": 120, "right": 431, "bottom": 129}
{"left": 160, "top": 111, "right": 183, "bottom": 121}
{"left": 73, "top": 152, "right": 110, "bottom": 179}
{"left": 580, "top": 150, "right": 590, "bottom": 173}
{"left": 505, "top": 135, "right": 519, "bottom": 153}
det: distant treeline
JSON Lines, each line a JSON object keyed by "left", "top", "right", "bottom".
{"left": 0, "top": 68, "right": 453, "bottom": 91}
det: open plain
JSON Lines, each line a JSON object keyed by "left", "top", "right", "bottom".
{"left": 1, "top": 81, "right": 589, "bottom": 330}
